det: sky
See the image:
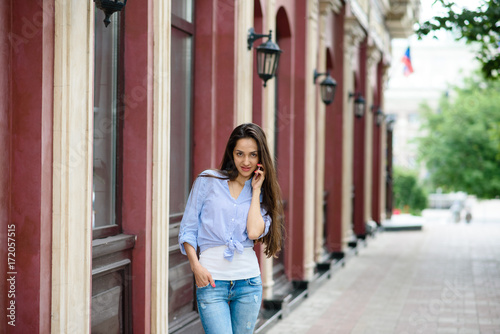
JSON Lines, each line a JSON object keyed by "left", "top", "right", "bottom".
{"left": 420, "top": 0, "right": 485, "bottom": 20}
{"left": 411, "top": 0, "right": 487, "bottom": 43}
{"left": 423, "top": 0, "right": 480, "bottom": 12}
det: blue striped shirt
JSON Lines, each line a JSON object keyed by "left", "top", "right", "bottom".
{"left": 178, "top": 169, "right": 271, "bottom": 261}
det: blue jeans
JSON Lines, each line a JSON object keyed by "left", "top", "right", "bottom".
{"left": 196, "top": 276, "right": 263, "bottom": 334}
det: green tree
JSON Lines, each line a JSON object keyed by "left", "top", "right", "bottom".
{"left": 417, "top": 74, "right": 500, "bottom": 198}
{"left": 416, "top": 0, "right": 500, "bottom": 79}
{"left": 393, "top": 168, "right": 428, "bottom": 215}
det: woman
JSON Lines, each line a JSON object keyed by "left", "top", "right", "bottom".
{"left": 178, "top": 123, "right": 284, "bottom": 334}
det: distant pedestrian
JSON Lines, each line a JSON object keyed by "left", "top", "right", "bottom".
{"left": 178, "top": 123, "right": 284, "bottom": 334}
{"left": 465, "top": 207, "right": 472, "bottom": 223}
{"left": 450, "top": 201, "right": 461, "bottom": 223}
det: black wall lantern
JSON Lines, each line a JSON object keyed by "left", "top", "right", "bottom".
{"left": 313, "top": 69, "right": 337, "bottom": 105}
{"left": 247, "top": 28, "right": 282, "bottom": 87}
{"left": 375, "top": 108, "right": 385, "bottom": 126}
{"left": 349, "top": 92, "right": 366, "bottom": 118}
{"left": 94, "top": 0, "right": 127, "bottom": 27}
{"left": 386, "top": 114, "right": 396, "bottom": 131}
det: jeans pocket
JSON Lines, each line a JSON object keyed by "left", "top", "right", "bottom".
{"left": 247, "top": 275, "right": 262, "bottom": 286}
{"left": 196, "top": 282, "right": 211, "bottom": 289}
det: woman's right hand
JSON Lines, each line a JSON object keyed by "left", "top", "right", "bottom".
{"left": 183, "top": 242, "right": 216, "bottom": 288}
{"left": 192, "top": 263, "right": 216, "bottom": 288}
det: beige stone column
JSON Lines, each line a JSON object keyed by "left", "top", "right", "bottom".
{"left": 364, "top": 98, "right": 373, "bottom": 222}
{"left": 151, "top": 0, "right": 171, "bottom": 332}
{"left": 235, "top": 0, "right": 254, "bottom": 125}
{"left": 314, "top": 3, "right": 327, "bottom": 263}
{"left": 261, "top": 0, "right": 276, "bottom": 300}
{"left": 342, "top": 17, "right": 365, "bottom": 249}
{"left": 363, "top": 46, "right": 381, "bottom": 223}
{"left": 51, "top": 1, "right": 94, "bottom": 332}
{"left": 303, "top": 0, "right": 319, "bottom": 281}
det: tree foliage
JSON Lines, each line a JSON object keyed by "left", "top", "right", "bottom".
{"left": 416, "top": 0, "right": 500, "bottom": 79}
{"left": 417, "top": 74, "right": 500, "bottom": 198}
{"left": 393, "top": 167, "right": 428, "bottom": 215}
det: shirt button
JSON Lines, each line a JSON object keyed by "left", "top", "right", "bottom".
{"left": 232, "top": 218, "right": 234, "bottom": 221}
{"left": 234, "top": 204, "right": 236, "bottom": 207}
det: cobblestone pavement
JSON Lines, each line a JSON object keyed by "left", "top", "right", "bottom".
{"left": 267, "top": 201, "right": 500, "bottom": 334}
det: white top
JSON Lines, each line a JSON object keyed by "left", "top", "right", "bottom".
{"left": 199, "top": 245, "right": 261, "bottom": 280}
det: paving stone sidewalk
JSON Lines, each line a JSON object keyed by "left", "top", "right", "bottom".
{"left": 267, "top": 214, "right": 500, "bottom": 334}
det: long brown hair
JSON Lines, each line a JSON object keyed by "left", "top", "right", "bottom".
{"left": 215, "top": 123, "right": 284, "bottom": 258}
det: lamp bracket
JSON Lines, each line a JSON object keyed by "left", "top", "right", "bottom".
{"left": 247, "top": 28, "right": 272, "bottom": 50}
{"left": 313, "top": 69, "right": 329, "bottom": 84}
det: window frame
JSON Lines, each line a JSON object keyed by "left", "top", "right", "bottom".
{"left": 168, "top": 5, "right": 198, "bottom": 331}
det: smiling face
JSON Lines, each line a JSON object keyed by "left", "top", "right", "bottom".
{"left": 233, "top": 138, "right": 259, "bottom": 180}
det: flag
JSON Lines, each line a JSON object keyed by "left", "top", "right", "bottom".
{"left": 401, "top": 47, "right": 414, "bottom": 76}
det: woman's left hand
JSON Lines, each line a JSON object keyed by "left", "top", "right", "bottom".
{"left": 252, "top": 164, "right": 265, "bottom": 190}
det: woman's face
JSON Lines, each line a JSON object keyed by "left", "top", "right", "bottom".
{"left": 233, "top": 138, "right": 259, "bottom": 180}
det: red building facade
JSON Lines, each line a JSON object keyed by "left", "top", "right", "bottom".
{"left": 0, "top": 0, "right": 418, "bottom": 333}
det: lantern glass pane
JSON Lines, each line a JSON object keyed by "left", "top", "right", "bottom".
{"left": 257, "top": 50, "right": 279, "bottom": 78}
{"left": 377, "top": 113, "right": 384, "bottom": 125}
{"left": 321, "top": 85, "right": 336, "bottom": 104}
{"left": 257, "top": 52, "right": 264, "bottom": 74}
{"left": 271, "top": 53, "right": 280, "bottom": 76}
{"left": 264, "top": 53, "right": 276, "bottom": 75}
{"left": 257, "top": 52, "right": 269, "bottom": 78}
{"left": 327, "top": 86, "right": 334, "bottom": 99}
{"left": 355, "top": 103, "right": 364, "bottom": 117}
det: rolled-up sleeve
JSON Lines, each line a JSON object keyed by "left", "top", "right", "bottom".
{"left": 258, "top": 206, "right": 272, "bottom": 239}
{"left": 178, "top": 176, "right": 206, "bottom": 255}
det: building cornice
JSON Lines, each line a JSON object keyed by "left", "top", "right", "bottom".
{"left": 319, "top": 0, "right": 343, "bottom": 14}
{"left": 344, "top": 16, "right": 367, "bottom": 69}
{"left": 344, "top": 16, "right": 366, "bottom": 52}
{"left": 347, "top": 0, "right": 369, "bottom": 31}
{"left": 386, "top": 0, "right": 421, "bottom": 38}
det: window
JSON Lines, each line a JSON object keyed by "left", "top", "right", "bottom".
{"left": 91, "top": 10, "right": 134, "bottom": 334}
{"left": 408, "top": 112, "right": 419, "bottom": 124}
{"left": 169, "top": 25, "right": 194, "bottom": 226}
{"left": 172, "top": 0, "right": 194, "bottom": 23}
{"left": 93, "top": 9, "right": 121, "bottom": 238}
